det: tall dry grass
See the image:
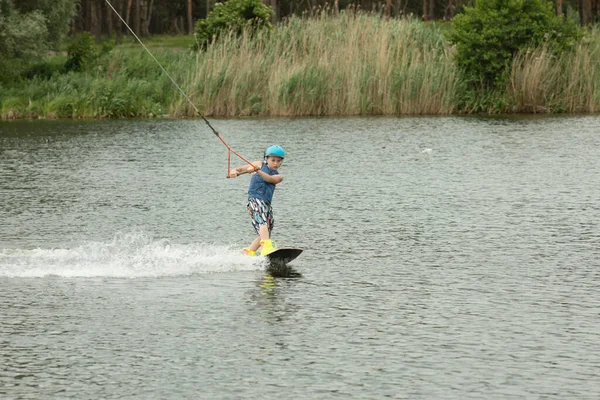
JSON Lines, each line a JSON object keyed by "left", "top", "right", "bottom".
{"left": 4, "top": 13, "right": 600, "bottom": 119}
{"left": 507, "top": 29, "right": 600, "bottom": 113}
{"left": 176, "top": 11, "right": 460, "bottom": 117}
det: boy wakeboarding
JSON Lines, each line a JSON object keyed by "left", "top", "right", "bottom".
{"left": 228, "top": 145, "right": 285, "bottom": 256}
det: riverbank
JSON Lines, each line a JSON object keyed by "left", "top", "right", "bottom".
{"left": 2, "top": 12, "right": 600, "bottom": 120}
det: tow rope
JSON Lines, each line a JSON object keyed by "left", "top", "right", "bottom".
{"left": 104, "top": 0, "right": 253, "bottom": 177}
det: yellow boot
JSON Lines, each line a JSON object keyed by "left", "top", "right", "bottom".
{"left": 242, "top": 248, "right": 256, "bottom": 256}
{"left": 260, "top": 239, "right": 276, "bottom": 256}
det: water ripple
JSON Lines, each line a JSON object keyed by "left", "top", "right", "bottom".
{"left": 1, "top": 116, "right": 600, "bottom": 399}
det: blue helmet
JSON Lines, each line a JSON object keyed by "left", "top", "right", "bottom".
{"left": 265, "top": 145, "right": 285, "bottom": 159}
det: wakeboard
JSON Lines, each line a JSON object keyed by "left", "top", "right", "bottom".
{"left": 265, "top": 247, "right": 303, "bottom": 266}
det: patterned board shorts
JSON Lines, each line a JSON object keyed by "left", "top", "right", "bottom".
{"left": 247, "top": 198, "right": 274, "bottom": 235}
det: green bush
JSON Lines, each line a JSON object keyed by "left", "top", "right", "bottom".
{"left": 22, "top": 56, "right": 66, "bottom": 80}
{"left": 48, "top": 94, "right": 77, "bottom": 118}
{"left": 12, "top": 0, "right": 77, "bottom": 49}
{"left": 65, "top": 32, "right": 99, "bottom": 72}
{"left": 1, "top": 96, "right": 27, "bottom": 118}
{"left": 100, "top": 38, "right": 116, "bottom": 56}
{"left": 446, "top": 0, "right": 581, "bottom": 87}
{"left": 193, "top": 0, "right": 273, "bottom": 50}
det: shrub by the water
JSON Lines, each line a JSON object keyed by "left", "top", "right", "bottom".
{"left": 193, "top": 0, "right": 273, "bottom": 50}
{"left": 182, "top": 12, "right": 459, "bottom": 116}
{"left": 3, "top": 10, "right": 600, "bottom": 119}
{"left": 65, "top": 32, "right": 99, "bottom": 72}
{"left": 22, "top": 56, "right": 66, "bottom": 80}
{"left": 446, "top": 0, "right": 581, "bottom": 88}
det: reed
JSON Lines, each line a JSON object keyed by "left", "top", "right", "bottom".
{"left": 3, "top": 13, "right": 600, "bottom": 119}
{"left": 1, "top": 49, "right": 191, "bottom": 119}
{"left": 177, "top": 11, "right": 460, "bottom": 117}
{"left": 507, "top": 29, "right": 600, "bottom": 113}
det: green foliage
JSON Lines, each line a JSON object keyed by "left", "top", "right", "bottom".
{"left": 48, "top": 94, "right": 77, "bottom": 118}
{"left": 0, "top": 8, "right": 48, "bottom": 60}
{"left": 65, "top": 32, "right": 99, "bottom": 72}
{"left": 12, "top": 0, "right": 77, "bottom": 49}
{"left": 446, "top": 0, "right": 582, "bottom": 87}
{"left": 100, "top": 38, "right": 116, "bottom": 56}
{"left": 0, "top": 0, "right": 77, "bottom": 83}
{"left": 22, "top": 56, "right": 66, "bottom": 80}
{"left": 0, "top": 46, "right": 186, "bottom": 119}
{"left": 4, "top": 11, "right": 600, "bottom": 119}
{"left": 193, "top": 0, "right": 273, "bottom": 50}
{"left": 119, "top": 34, "right": 194, "bottom": 49}
{"left": 1, "top": 96, "right": 27, "bottom": 113}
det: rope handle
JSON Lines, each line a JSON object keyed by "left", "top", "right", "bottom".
{"left": 104, "top": 0, "right": 255, "bottom": 179}
{"left": 218, "top": 134, "right": 258, "bottom": 178}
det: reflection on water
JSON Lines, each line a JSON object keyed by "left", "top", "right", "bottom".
{"left": 1, "top": 116, "right": 600, "bottom": 399}
{"left": 253, "top": 274, "right": 290, "bottom": 324}
{"left": 266, "top": 264, "right": 302, "bottom": 278}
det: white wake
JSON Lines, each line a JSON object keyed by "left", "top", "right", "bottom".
{"left": 0, "top": 232, "right": 261, "bottom": 278}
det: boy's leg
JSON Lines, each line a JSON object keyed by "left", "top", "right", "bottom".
{"left": 259, "top": 224, "right": 270, "bottom": 241}
{"left": 258, "top": 217, "right": 275, "bottom": 256}
{"left": 245, "top": 198, "right": 267, "bottom": 255}
{"left": 243, "top": 236, "right": 261, "bottom": 255}
{"left": 248, "top": 236, "right": 261, "bottom": 251}
{"left": 247, "top": 198, "right": 276, "bottom": 255}
{"left": 248, "top": 225, "right": 272, "bottom": 255}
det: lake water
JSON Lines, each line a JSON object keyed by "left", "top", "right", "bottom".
{"left": 1, "top": 116, "right": 599, "bottom": 399}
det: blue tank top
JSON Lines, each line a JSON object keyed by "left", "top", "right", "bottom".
{"left": 248, "top": 162, "right": 279, "bottom": 204}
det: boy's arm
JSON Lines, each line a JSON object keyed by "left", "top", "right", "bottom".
{"left": 257, "top": 170, "right": 283, "bottom": 184}
{"left": 228, "top": 161, "right": 262, "bottom": 178}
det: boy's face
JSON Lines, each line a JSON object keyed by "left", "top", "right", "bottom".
{"left": 265, "top": 156, "right": 283, "bottom": 170}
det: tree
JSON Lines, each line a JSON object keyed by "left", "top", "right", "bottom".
{"left": 0, "top": 3, "right": 47, "bottom": 61}
{"left": 580, "top": 0, "right": 593, "bottom": 24}
{"left": 446, "top": 0, "right": 582, "bottom": 87}
{"left": 135, "top": 0, "right": 141, "bottom": 35}
{"left": 187, "top": 0, "right": 193, "bottom": 33}
{"left": 0, "top": 0, "right": 76, "bottom": 83}
{"left": 193, "top": 0, "right": 273, "bottom": 50}
{"left": 11, "top": 0, "right": 77, "bottom": 48}
{"left": 64, "top": 32, "right": 99, "bottom": 72}
{"left": 0, "top": 0, "right": 76, "bottom": 61}
{"left": 266, "top": 0, "right": 280, "bottom": 22}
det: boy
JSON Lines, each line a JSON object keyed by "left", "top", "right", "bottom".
{"left": 228, "top": 145, "right": 285, "bottom": 256}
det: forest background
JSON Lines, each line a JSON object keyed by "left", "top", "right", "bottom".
{"left": 1, "top": 0, "right": 600, "bottom": 119}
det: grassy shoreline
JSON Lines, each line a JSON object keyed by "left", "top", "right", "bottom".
{"left": 2, "top": 12, "right": 600, "bottom": 120}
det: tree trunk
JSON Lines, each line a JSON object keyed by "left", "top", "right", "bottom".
{"left": 556, "top": 0, "right": 563, "bottom": 16}
{"left": 140, "top": 0, "right": 149, "bottom": 36}
{"left": 80, "top": 0, "right": 89, "bottom": 32}
{"left": 275, "top": 0, "right": 282, "bottom": 21}
{"left": 429, "top": 0, "right": 435, "bottom": 20}
{"left": 91, "top": 0, "right": 102, "bottom": 42}
{"left": 206, "top": 0, "right": 211, "bottom": 17}
{"left": 385, "top": 0, "right": 392, "bottom": 17}
{"left": 445, "top": 0, "right": 456, "bottom": 20}
{"left": 126, "top": 0, "right": 133, "bottom": 28}
{"left": 423, "top": 0, "right": 428, "bottom": 20}
{"left": 187, "top": 0, "right": 193, "bottom": 33}
{"left": 106, "top": 0, "right": 113, "bottom": 37}
{"left": 135, "top": 0, "right": 141, "bottom": 35}
{"left": 400, "top": 0, "right": 408, "bottom": 16}
{"left": 580, "top": 0, "right": 593, "bottom": 25}
{"left": 173, "top": 16, "right": 184, "bottom": 34}
{"left": 116, "top": 0, "right": 123, "bottom": 43}
{"left": 146, "top": 0, "right": 154, "bottom": 35}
